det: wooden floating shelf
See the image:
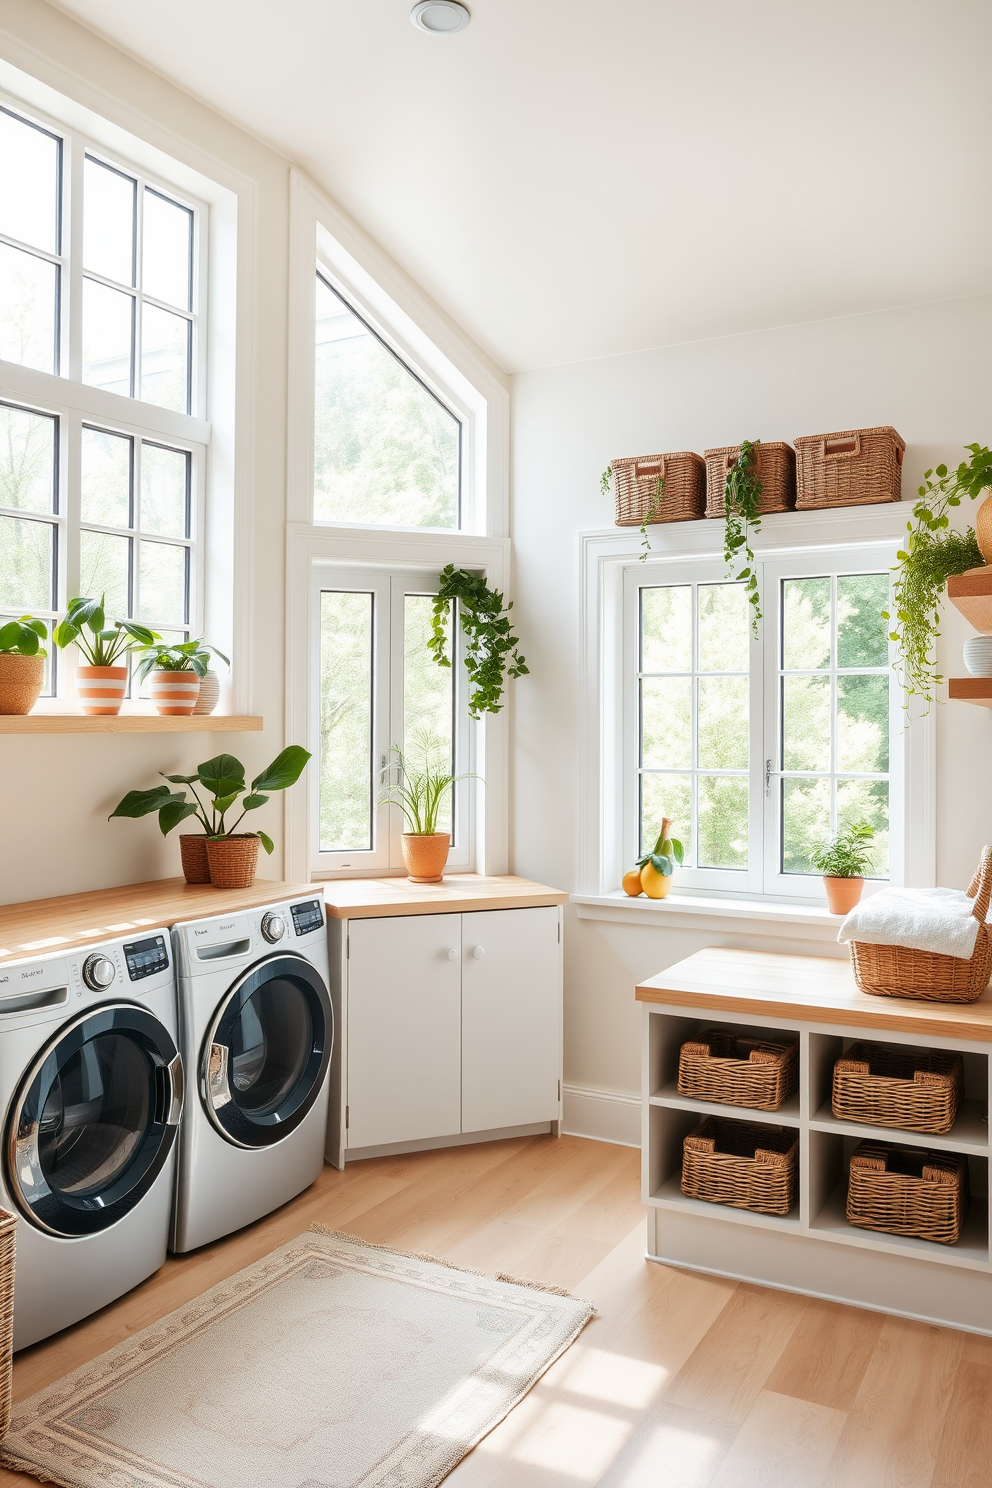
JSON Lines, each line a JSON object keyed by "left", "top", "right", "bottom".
{"left": 948, "top": 679, "right": 992, "bottom": 707}
{"left": 0, "top": 714, "right": 263, "bottom": 734}
{"left": 948, "top": 567, "right": 992, "bottom": 632}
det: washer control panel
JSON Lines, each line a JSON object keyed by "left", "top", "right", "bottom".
{"left": 123, "top": 934, "right": 170, "bottom": 982}
{"left": 82, "top": 953, "right": 117, "bottom": 991}
{"left": 260, "top": 911, "right": 287, "bottom": 944}
{"left": 291, "top": 899, "right": 324, "bottom": 937}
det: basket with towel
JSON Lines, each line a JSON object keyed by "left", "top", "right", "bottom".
{"left": 838, "top": 848, "right": 992, "bottom": 1003}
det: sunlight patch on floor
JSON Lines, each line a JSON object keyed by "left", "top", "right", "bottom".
{"left": 550, "top": 1342, "right": 669, "bottom": 1409}
{"left": 514, "top": 1401, "right": 633, "bottom": 1480}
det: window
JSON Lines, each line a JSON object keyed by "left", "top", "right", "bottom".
{"left": 313, "top": 567, "right": 472, "bottom": 873}
{"left": 624, "top": 544, "right": 901, "bottom": 901}
{"left": 313, "top": 274, "right": 461, "bottom": 529}
{"left": 0, "top": 95, "right": 206, "bottom": 698}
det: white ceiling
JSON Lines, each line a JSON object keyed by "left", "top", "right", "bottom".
{"left": 47, "top": 0, "right": 992, "bottom": 373}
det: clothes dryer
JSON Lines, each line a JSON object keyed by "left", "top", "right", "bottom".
{"left": 0, "top": 931, "right": 182, "bottom": 1349}
{"left": 170, "top": 894, "right": 332, "bottom": 1253}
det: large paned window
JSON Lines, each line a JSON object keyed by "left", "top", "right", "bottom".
{"left": 0, "top": 96, "right": 207, "bottom": 697}
{"left": 313, "top": 567, "right": 471, "bottom": 874}
{"left": 625, "top": 545, "right": 900, "bottom": 901}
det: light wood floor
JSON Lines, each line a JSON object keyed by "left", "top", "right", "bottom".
{"left": 2, "top": 1134, "right": 991, "bottom": 1487}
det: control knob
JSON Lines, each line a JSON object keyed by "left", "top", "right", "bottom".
{"left": 82, "top": 953, "right": 116, "bottom": 991}
{"left": 261, "top": 912, "right": 287, "bottom": 944}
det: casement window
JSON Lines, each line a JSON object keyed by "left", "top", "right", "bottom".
{"left": 624, "top": 543, "right": 902, "bottom": 901}
{"left": 0, "top": 97, "right": 208, "bottom": 696}
{"left": 312, "top": 565, "right": 474, "bottom": 875}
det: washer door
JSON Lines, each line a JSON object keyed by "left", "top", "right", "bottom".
{"left": 5, "top": 1004, "right": 184, "bottom": 1237}
{"left": 201, "top": 954, "right": 332, "bottom": 1149}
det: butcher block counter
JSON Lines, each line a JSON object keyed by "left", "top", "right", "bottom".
{"left": 321, "top": 874, "right": 568, "bottom": 920}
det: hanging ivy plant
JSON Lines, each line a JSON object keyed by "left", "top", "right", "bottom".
{"left": 600, "top": 466, "right": 663, "bottom": 560}
{"left": 429, "top": 566, "right": 528, "bottom": 719}
{"left": 723, "top": 438, "right": 763, "bottom": 635}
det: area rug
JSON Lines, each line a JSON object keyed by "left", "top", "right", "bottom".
{"left": 0, "top": 1225, "right": 593, "bottom": 1488}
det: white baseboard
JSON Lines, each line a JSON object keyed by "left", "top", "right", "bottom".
{"left": 562, "top": 1083, "right": 641, "bottom": 1148}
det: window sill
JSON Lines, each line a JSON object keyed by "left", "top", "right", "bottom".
{"left": 0, "top": 714, "right": 262, "bottom": 734}
{"left": 571, "top": 890, "right": 845, "bottom": 944}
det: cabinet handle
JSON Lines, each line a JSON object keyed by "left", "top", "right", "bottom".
{"left": 446, "top": 948, "right": 458, "bottom": 961}
{"left": 472, "top": 946, "right": 486, "bottom": 960}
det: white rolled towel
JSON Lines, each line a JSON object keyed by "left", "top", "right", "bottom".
{"left": 838, "top": 885, "right": 986, "bottom": 960}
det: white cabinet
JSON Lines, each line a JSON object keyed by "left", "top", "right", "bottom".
{"left": 339, "top": 905, "right": 562, "bottom": 1158}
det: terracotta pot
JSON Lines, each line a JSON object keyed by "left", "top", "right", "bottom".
{"left": 179, "top": 834, "right": 211, "bottom": 885}
{"left": 823, "top": 876, "right": 864, "bottom": 915}
{"left": 401, "top": 832, "right": 450, "bottom": 883}
{"left": 0, "top": 654, "right": 45, "bottom": 715}
{"left": 149, "top": 669, "right": 200, "bottom": 716}
{"left": 74, "top": 665, "right": 128, "bottom": 716}
{"left": 192, "top": 670, "right": 220, "bottom": 715}
{"left": 206, "top": 834, "right": 259, "bottom": 889}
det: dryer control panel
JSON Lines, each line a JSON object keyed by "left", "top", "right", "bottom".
{"left": 291, "top": 899, "right": 324, "bottom": 937}
{"left": 123, "top": 934, "right": 170, "bottom": 981}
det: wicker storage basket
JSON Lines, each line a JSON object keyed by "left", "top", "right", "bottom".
{"left": 204, "top": 834, "right": 259, "bottom": 890}
{"left": 681, "top": 1116, "right": 798, "bottom": 1217}
{"left": 0, "top": 1207, "right": 14, "bottom": 1439}
{"left": 612, "top": 452, "right": 706, "bottom": 527}
{"left": 850, "top": 849, "right": 992, "bottom": 1003}
{"left": 704, "top": 441, "right": 796, "bottom": 518}
{"left": 832, "top": 1042, "right": 964, "bottom": 1135}
{"left": 678, "top": 1030, "right": 798, "bottom": 1112}
{"left": 794, "top": 426, "right": 905, "bottom": 510}
{"left": 846, "top": 1140, "right": 968, "bottom": 1245}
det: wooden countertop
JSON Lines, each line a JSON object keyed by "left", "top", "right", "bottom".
{"left": 0, "top": 879, "right": 314, "bottom": 961}
{"left": 320, "top": 874, "right": 568, "bottom": 920}
{"left": 636, "top": 946, "right": 992, "bottom": 1042}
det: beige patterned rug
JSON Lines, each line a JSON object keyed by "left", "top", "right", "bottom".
{"left": 1, "top": 1226, "right": 593, "bottom": 1488}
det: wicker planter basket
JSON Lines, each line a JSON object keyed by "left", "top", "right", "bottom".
{"left": 0, "top": 1207, "right": 14, "bottom": 1439}
{"left": 849, "top": 848, "right": 992, "bottom": 1003}
{"left": 832, "top": 1042, "right": 964, "bottom": 1135}
{"left": 179, "top": 834, "right": 211, "bottom": 885}
{"left": 205, "top": 834, "right": 259, "bottom": 890}
{"left": 677, "top": 1030, "right": 798, "bottom": 1112}
{"left": 794, "top": 426, "right": 905, "bottom": 510}
{"left": 846, "top": 1140, "right": 968, "bottom": 1245}
{"left": 704, "top": 441, "right": 796, "bottom": 518}
{"left": 681, "top": 1116, "right": 798, "bottom": 1217}
{"left": 611, "top": 452, "right": 706, "bottom": 527}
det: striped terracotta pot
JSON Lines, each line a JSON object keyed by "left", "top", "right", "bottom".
{"left": 149, "top": 670, "right": 201, "bottom": 716}
{"left": 74, "top": 665, "right": 128, "bottom": 716}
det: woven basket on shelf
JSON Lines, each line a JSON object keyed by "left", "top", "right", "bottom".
{"left": 846, "top": 1140, "right": 968, "bottom": 1245}
{"left": 611, "top": 452, "right": 706, "bottom": 527}
{"left": 704, "top": 441, "right": 796, "bottom": 518}
{"left": 849, "top": 848, "right": 992, "bottom": 1003}
{"left": 832, "top": 1042, "right": 964, "bottom": 1135}
{"left": 677, "top": 1031, "right": 798, "bottom": 1112}
{"left": 794, "top": 426, "right": 905, "bottom": 509}
{"left": 681, "top": 1116, "right": 798, "bottom": 1217}
{"left": 0, "top": 1208, "right": 15, "bottom": 1439}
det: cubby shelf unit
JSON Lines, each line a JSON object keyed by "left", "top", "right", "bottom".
{"left": 638, "top": 949, "right": 992, "bottom": 1334}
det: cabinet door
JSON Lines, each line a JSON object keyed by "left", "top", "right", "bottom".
{"left": 347, "top": 913, "right": 461, "bottom": 1149}
{"left": 461, "top": 907, "right": 561, "bottom": 1133}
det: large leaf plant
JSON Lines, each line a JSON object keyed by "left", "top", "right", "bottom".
{"left": 54, "top": 595, "right": 157, "bottom": 666}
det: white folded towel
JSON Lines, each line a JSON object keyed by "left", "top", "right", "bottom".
{"left": 838, "top": 885, "right": 986, "bottom": 960}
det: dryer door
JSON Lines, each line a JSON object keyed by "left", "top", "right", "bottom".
{"left": 5, "top": 1005, "right": 184, "bottom": 1237}
{"left": 201, "top": 954, "right": 332, "bottom": 1149}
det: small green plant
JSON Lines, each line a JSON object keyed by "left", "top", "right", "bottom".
{"left": 884, "top": 444, "right": 992, "bottom": 706}
{"left": 638, "top": 476, "right": 664, "bottom": 562}
{"left": 722, "top": 439, "right": 763, "bottom": 635}
{"left": 0, "top": 615, "right": 48, "bottom": 657}
{"left": 378, "top": 729, "right": 477, "bottom": 835}
{"left": 599, "top": 467, "right": 612, "bottom": 498}
{"left": 809, "top": 821, "right": 876, "bottom": 878}
{"left": 134, "top": 638, "right": 229, "bottom": 683}
{"left": 429, "top": 566, "right": 528, "bottom": 718}
{"left": 109, "top": 746, "right": 312, "bottom": 854}
{"left": 54, "top": 595, "right": 156, "bottom": 666}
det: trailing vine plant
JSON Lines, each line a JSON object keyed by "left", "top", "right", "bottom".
{"left": 600, "top": 465, "right": 664, "bottom": 560}
{"left": 722, "top": 439, "right": 763, "bottom": 635}
{"left": 884, "top": 443, "right": 992, "bottom": 707}
{"left": 429, "top": 565, "right": 528, "bottom": 719}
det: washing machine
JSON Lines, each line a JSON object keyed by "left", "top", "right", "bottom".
{"left": 170, "top": 893, "right": 333, "bottom": 1253}
{"left": 0, "top": 931, "right": 183, "bottom": 1350}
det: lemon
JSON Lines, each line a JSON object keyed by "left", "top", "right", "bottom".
{"left": 640, "top": 861, "right": 672, "bottom": 899}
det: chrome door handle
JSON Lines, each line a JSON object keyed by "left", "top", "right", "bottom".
{"left": 206, "top": 1043, "right": 232, "bottom": 1109}
{"left": 165, "top": 1053, "right": 184, "bottom": 1126}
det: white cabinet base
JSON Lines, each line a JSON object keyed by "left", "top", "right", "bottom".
{"left": 346, "top": 1119, "right": 556, "bottom": 1163}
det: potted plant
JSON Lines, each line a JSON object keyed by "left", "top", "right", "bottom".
{"left": 110, "top": 746, "right": 312, "bottom": 887}
{"left": 135, "top": 639, "right": 230, "bottom": 717}
{"left": 622, "top": 817, "right": 685, "bottom": 899}
{"left": 379, "top": 730, "right": 477, "bottom": 883}
{"left": 0, "top": 615, "right": 48, "bottom": 715}
{"left": 54, "top": 596, "right": 156, "bottom": 716}
{"left": 810, "top": 821, "right": 876, "bottom": 914}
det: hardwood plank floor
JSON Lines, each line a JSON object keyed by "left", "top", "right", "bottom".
{"left": 1, "top": 1134, "right": 990, "bottom": 1486}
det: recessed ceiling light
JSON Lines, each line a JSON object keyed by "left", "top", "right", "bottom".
{"left": 411, "top": 1, "right": 471, "bottom": 35}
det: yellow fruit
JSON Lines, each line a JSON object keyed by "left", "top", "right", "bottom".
{"left": 640, "top": 862, "right": 672, "bottom": 899}
{"left": 622, "top": 869, "right": 643, "bottom": 897}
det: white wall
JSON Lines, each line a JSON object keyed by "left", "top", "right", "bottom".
{"left": 511, "top": 295, "right": 992, "bottom": 1102}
